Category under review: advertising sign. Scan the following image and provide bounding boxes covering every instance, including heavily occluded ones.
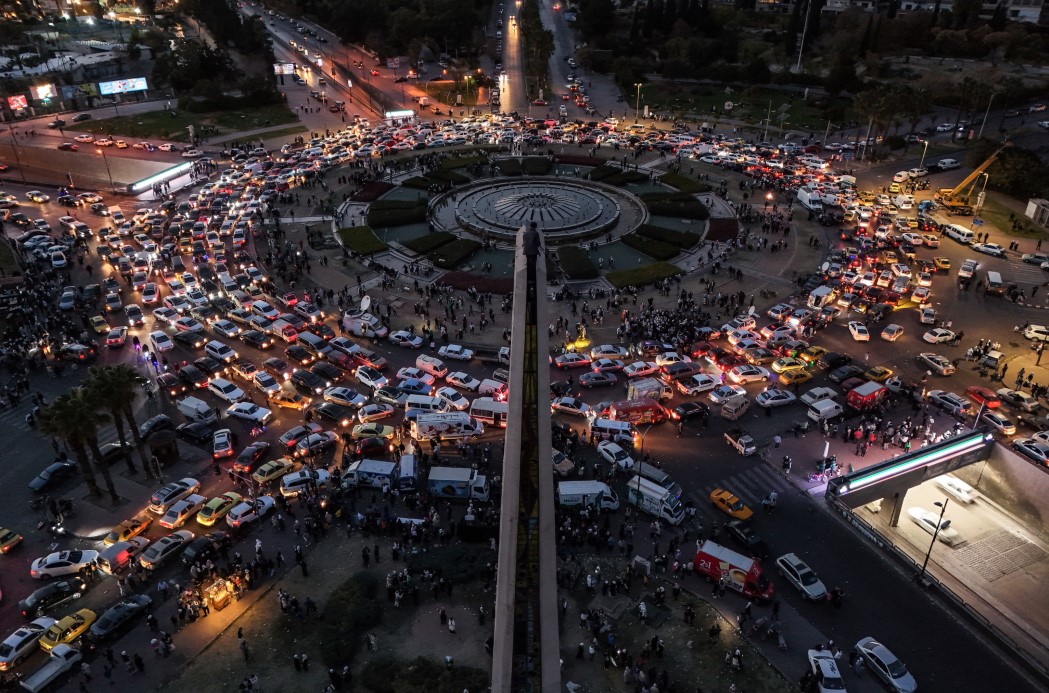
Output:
[6,95,28,110]
[31,84,56,101]
[98,77,148,95]
[61,83,99,100]
[273,63,295,75]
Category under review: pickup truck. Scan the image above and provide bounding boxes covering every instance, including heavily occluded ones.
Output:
[21,644,81,692]
[724,428,756,456]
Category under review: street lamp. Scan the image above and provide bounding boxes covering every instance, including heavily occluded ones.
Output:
[917,499,949,584]
[975,172,990,213]
[6,123,27,184]
[919,139,929,169]
[636,423,653,463]
[634,83,642,124]
[97,148,114,191]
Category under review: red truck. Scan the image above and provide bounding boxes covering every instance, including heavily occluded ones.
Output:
[693,540,776,601]
[846,380,888,411]
[608,398,670,425]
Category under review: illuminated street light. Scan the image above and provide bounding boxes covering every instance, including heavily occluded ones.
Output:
[97,148,114,191]
[919,139,929,169]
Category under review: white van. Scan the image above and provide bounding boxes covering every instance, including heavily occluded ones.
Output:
[587,417,637,445]
[416,354,448,378]
[807,399,844,422]
[937,158,960,170]
[478,378,508,400]
[945,224,974,244]
[404,394,449,414]
[469,397,508,427]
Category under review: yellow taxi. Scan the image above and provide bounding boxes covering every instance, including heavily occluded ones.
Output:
[779,369,813,386]
[864,366,894,383]
[933,257,951,270]
[710,489,753,521]
[252,458,301,485]
[0,527,22,553]
[196,492,243,527]
[39,609,96,652]
[799,346,828,365]
[103,515,153,547]
[89,316,110,334]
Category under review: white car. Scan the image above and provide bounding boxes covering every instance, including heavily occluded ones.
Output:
[212,320,241,339]
[728,365,770,384]
[807,649,846,693]
[389,330,424,348]
[209,378,245,403]
[677,374,718,396]
[226,402,274,423]
[280,470,331,498]
[980,411,1016,435]
[756,388,797,408]
[881,324,904,342]
[252,372,282,397]
[323,386,368,408]
[438,344,474,361]
[446,372,481,391]
[158,494,206,529]
[777,553,827,601]
[934,475,976,504]
[0,617,57,670]
[30,550,101,579]
[174,317,205,333]
[395,367,436,386]
[996,387,1039,412]
[854,637,918,693]
[435,386,469,411]
[922,328,955,344]
[623,361,659,378]
[148,331,174,353]
[358,403,395,422]
[800,387,837,406]
[918,352,956,376]
[355,366,388,390]
[919,307,937,325]
[907,506,960,545]
[597,441,634,469]
[589,344,629,359]
[655,351,691,367]
[226,496,276,528]
[139,531,194,570]
[551,396,591,417]
[1022,324,1049,342]
[709,384,747,404]
[971,243,1006,257]
[848,321,870,341]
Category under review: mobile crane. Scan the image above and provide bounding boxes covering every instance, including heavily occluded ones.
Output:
[933,143,1010,215]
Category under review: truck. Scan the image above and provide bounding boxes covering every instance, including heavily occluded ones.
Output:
[342,311,389,339]
[796,187,824,212]
[693,540,775,601]
[426,467,489,502]
[626,377,674,402]
[846,380,888,411]
[608,398,670,425]
[806,285,839,311]
[626,476,684,525]
[724,428,756,456]
[21,644,82,693]
[409,412,484,441]
[178,396,217,424]
[342,458,400,490]
[557,480,619,511]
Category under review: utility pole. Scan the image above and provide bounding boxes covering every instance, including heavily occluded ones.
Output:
[795,0,813,73]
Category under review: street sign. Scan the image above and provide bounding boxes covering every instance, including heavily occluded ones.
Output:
[972,218,984,226]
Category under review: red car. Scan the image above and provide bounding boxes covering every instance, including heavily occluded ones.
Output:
[966,386,1000,409]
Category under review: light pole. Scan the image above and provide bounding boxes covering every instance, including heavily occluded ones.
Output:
[977,91,996,140]
[6,123,27,184]
[637,424,653,463]
[822,121,837,149]
[975,172,990,213]
[634,83,642,124]
[97,148,114,191]
[919,139,929,168]
[917,499,949,583]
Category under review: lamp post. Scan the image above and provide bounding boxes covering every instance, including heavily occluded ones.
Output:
[822,121,838,149]
[637,423,653,464]
[917,499,949,584]
[975,172,989,213]
[634,83,642,124]
[977,91,996,140]
[6,123,27,184]
[96,148,114,191]
[919,139,929,169]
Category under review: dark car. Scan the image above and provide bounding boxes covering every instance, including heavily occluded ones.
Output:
[310,362,341,385]
[177,364,210,388]
[18,578,88,618]
[828,364,865,384]
[72,113,92,122]
[232,441,270,473]
[240,330,273,350]
[550,381,572,398]
[673,401,710,421]
[580,372,618,388]
[87,594,152,641]
[356,436,389,457]
[726,520,771,559]
[182,531,231,565]
[157,372,188,397]
[172,331,206,350]
[263,357,294,381]
[291,369,326,395]
[309,402,353,427]
[176,422,213,445]
[139,414,175,439]
[818,352,852,370]
[28,460,77,492]
[285,345,314,367]
[194,356,228,379]
[307,322,335,340]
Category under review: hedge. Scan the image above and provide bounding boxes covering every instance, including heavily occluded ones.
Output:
[337,226,388,255]
[557,246,600,280]
[350,181,396,202]
[588,164,619,182]
[658,172,713,194]
[429,238,482,269]
[640,192,710,220]
[637,224,701,248]
[366,199,429,227]
[403,231,455,255]
[401,176,440,190]
[428,170,470,184]
[606,261,683,289]
[317,572,382,665]
[605,170,650,185]
[438,154,488,170]
[495,158,522,175]
[620,233,680,261]
[522,157,553,175]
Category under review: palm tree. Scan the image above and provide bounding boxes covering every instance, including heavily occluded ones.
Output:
[37,394,105,500]
[69,388,122,507]
[86,365,151,477]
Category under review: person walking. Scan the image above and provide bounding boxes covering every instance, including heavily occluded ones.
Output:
[448,617,456,635]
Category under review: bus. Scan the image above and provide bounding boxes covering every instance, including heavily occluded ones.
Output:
[469,397,508,428]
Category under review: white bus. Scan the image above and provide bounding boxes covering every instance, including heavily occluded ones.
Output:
[469,397,508,428]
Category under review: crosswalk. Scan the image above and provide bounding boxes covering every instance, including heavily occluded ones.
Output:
[686,462,797,523]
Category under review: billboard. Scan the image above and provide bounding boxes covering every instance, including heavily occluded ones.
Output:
[273,63,295,75]
[31,84,56,101]
[61,83,99,100]
[98,77,148,95]
[7,95,27,110]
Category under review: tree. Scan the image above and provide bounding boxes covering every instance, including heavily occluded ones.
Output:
[86,365,155,478]
[37,392,115,504]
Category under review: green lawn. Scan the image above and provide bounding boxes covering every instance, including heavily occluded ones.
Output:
[66,104,299,142]
[979,196,1046,240]
[337,226,388,256]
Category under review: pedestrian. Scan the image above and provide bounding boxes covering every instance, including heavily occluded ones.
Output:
[300,560,309,577]
[133,654,145,673]
[301,653,310,671]
[448,617,456,635]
